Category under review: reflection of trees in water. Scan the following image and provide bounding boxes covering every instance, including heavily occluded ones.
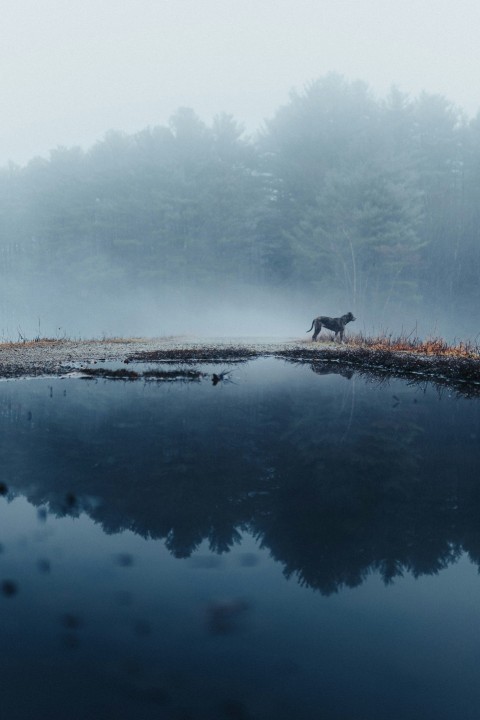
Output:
[256,461,462,593]
[1,365,480,594]
[252,377,436,593]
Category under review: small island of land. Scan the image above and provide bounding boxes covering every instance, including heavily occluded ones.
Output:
[0,334,479,397]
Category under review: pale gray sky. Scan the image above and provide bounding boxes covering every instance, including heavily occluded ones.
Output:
[2,0,480,166]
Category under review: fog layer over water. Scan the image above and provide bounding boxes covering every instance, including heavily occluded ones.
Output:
[1,359,480,718]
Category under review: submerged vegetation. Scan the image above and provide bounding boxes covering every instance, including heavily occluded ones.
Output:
[78,367,205,381]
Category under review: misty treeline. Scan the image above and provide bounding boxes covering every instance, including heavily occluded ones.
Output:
[1,74,479,336]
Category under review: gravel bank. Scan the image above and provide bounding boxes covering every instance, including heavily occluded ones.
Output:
[0,337,308,378]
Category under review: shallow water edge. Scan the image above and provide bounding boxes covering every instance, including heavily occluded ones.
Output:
[0,337,479,397]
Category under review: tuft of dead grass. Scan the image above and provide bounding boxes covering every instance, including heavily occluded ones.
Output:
[0,338,62,350]
[347,332,480,359]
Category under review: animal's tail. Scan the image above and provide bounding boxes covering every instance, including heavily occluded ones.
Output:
[306,320,315,333]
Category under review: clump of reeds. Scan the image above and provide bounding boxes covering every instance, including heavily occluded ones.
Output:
[0,338,61,349]
[347,332,480,359]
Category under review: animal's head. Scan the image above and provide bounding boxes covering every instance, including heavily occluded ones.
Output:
[345,312,356,323]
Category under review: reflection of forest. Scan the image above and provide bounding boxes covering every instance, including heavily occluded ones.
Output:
[1,361,480,595]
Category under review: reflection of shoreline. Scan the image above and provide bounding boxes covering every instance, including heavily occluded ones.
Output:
[127,343,480,397]
[285,347,480,397]
[0,338,478,396]
[307,357,480,398]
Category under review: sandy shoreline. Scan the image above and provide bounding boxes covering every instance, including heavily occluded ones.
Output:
[0,336,479,395]
[0,336,307,378]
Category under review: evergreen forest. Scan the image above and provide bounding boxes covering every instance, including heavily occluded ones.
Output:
[1,75,479,338]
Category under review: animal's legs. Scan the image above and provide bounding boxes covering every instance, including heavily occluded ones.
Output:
[312,321,321,341]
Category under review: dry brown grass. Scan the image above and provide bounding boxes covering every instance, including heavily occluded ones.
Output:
[0,338,62,349]
[347,332,480,359]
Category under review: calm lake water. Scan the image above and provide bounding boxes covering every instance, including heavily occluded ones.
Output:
[1,358,480,720]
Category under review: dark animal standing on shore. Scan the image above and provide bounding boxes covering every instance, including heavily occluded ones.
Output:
[306,312,356,342]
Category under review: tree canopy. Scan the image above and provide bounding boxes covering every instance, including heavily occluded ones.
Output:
[0,74,478,334]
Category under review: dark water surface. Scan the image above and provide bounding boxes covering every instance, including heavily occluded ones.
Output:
[1,358,480,720]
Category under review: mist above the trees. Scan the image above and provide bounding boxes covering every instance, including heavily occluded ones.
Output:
[2,1,480,169]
